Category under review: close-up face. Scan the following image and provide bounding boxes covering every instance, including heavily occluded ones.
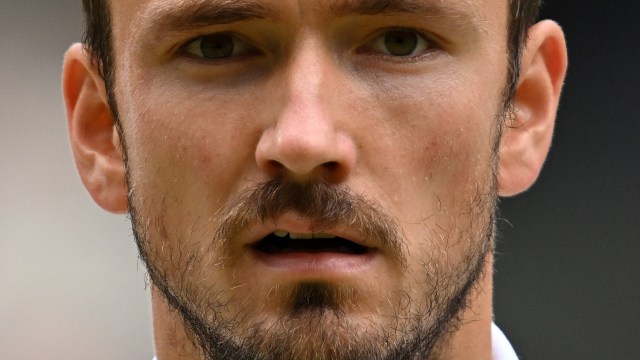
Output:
[110,0,508,358]
[65,0,569,358]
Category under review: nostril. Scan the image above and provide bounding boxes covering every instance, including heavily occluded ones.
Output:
[323,161,339,171]
[262,159,285,177]
[255,125,357,182]
[268,160,284,170]
[319,161,351,183]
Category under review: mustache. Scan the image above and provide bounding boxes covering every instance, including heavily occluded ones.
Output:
[212,178,405,261]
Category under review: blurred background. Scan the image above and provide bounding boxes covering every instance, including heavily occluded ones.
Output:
[494,1,640,358]
[0,2,153,359]
[0,1,638,359]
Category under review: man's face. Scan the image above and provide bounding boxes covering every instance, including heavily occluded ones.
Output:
[109,0,509,358]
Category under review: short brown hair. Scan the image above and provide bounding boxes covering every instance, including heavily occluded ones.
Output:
[82,0,541,111]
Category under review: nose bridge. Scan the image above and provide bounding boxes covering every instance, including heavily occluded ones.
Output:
[283,35,333,129]
[255,34,356,182]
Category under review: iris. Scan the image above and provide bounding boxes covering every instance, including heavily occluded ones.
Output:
[384,30,419,56]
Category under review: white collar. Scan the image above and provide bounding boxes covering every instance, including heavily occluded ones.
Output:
[153,323,517,360]
[492,323,519,360]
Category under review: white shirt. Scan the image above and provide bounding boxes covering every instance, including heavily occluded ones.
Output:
[153,323,518,360]
[492,323,519,360]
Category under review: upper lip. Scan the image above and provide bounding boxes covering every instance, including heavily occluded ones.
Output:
[242,212,374,249]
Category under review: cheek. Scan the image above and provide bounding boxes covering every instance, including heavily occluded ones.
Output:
[356,74,498,221]
[410,115,494,230]
[119,80,265,226]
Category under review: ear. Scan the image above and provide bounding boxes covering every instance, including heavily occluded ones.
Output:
[63,43,128,213]
[497,20,568,197]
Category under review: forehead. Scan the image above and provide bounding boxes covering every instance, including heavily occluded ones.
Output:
[109,0,508,39]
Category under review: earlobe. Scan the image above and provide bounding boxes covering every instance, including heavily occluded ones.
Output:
[63,43,128,213]
[497,20,568,197]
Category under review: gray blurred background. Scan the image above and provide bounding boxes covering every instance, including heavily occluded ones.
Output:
[494,1,640,358]
[0,2,153,359]
[1,1,638,359]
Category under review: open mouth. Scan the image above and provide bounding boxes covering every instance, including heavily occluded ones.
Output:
[253,231,369,255]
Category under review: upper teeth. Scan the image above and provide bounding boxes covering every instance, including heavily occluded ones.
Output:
[273,230,336,239]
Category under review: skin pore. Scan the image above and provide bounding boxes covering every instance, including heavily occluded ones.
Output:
[63,0,567,359]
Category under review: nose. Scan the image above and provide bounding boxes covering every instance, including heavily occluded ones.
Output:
[255,41,356,183]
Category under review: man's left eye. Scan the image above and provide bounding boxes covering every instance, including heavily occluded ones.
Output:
[182,33,256,60]
[367,29,431,57]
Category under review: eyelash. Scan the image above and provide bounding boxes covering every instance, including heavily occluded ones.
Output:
[357,28,437,61]
[178,27,438,63]
[180,32,261,63]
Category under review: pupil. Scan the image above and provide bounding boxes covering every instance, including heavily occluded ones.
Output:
[200,34,234,59]
[384,31,418,56]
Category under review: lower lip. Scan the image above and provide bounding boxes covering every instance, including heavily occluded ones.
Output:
[250,249,376,275]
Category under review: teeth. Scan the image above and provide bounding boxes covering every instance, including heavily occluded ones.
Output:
[273,230,289,238]
[313,233,337,239]
[289,232,313,239]
[271,231,337,239]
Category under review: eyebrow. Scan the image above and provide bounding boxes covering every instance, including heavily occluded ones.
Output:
[144,0,277,33]
[329,0,479,21]
[142,0,481,37]
[328,0,485,41]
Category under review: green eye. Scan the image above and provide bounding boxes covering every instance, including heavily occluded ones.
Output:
[370,29,430,57]
[184,33,255,60]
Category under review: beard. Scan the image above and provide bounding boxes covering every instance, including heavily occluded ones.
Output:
[128,177,496,360]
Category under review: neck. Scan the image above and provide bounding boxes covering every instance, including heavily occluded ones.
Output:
[151,254,495,360]
[439,252,494,360]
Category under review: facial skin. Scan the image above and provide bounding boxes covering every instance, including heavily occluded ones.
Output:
[63,0,567,359]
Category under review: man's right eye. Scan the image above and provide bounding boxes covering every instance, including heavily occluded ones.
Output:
[182,33,256,60]
[365,29,432,58]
